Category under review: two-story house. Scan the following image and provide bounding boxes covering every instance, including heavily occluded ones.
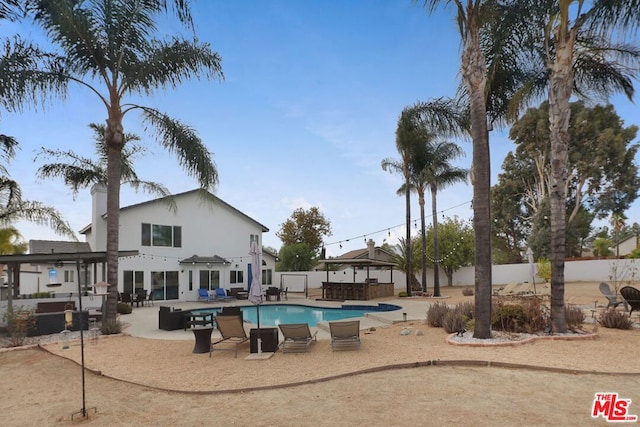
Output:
[29,185,273,302]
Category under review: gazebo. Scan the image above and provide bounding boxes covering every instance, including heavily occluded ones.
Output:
[317,258,396,301]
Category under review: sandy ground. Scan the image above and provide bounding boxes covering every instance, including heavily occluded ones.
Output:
[1,282,639,426]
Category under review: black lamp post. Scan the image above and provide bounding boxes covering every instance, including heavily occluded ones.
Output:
[70,259,96,420]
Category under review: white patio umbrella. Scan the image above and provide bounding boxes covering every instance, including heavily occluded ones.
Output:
[248,241,263,352]
[526,248,537,294]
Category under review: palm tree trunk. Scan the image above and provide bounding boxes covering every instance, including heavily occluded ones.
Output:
[462,11,492,339]
[547,30,575,334]
[104,113,124,325]
[404,169,412,296]
[419,191,427,293]
[431,186,441,297]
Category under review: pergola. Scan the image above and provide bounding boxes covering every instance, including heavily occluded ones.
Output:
[0,250,138,307]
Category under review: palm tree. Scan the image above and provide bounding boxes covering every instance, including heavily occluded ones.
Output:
[422,141,468,297]
[388,237,422,292]
[36,123,176,211]
[0,226,27,255]
[1,1,224,326]
[508,1,640,332]
[382,107,422,296]
[424,0,493,338]
[610,213,627,257]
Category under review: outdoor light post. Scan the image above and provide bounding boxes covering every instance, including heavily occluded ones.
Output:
[70,259,96,420]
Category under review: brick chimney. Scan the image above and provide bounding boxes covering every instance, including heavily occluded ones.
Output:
[367,239,375,259]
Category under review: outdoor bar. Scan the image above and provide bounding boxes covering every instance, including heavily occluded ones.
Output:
[319,258,396,301]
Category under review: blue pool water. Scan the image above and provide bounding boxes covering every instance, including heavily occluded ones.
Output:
[193,303,401,327]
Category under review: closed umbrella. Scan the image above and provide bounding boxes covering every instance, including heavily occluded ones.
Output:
[248,241,263,352]
[526,248,537,294]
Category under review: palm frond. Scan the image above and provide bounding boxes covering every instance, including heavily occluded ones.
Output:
[122,179,177,212]
[0,36,68,113]
[139,107,218,190]
[0,199,77,240]
[121,38,224,95]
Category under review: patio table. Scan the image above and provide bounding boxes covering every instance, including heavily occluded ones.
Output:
[191,326,214,354]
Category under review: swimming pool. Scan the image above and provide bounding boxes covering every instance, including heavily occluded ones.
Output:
[193,303,401,327]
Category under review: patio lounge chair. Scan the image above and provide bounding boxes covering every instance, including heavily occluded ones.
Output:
[599,282,628,311]
[278,323,317,353]
[620,286,640,316]
[213,288,234,301]
[197,288,214,302]
[329,320,361,351]
[210,315,248,358]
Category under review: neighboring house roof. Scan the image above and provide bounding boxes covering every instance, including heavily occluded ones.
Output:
[29,240,91,254]
[315,245,396,271]
[179,254,229,265]
[80,188,269,235]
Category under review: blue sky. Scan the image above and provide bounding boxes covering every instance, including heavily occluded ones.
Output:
[1,1,639,257]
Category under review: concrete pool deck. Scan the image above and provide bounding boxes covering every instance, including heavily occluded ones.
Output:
[120,294,433,341]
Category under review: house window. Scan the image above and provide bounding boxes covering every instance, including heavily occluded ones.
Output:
[123,270,144,294]
[250,234,259,244]
[199,270,220,290]
[64,270,74,283]
[152,271,179,300]
[141,223,182,247]
[261,269,273,286]
[230,270,244,284]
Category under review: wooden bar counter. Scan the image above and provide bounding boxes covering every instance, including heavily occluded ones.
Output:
[321,281,394,301]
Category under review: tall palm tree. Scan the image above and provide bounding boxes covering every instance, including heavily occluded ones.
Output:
[1,0,224,325]
[36,123,176,211]
[382,107,423,296]
[506,1,640,332]
[422,141,468,297]
[424,0,493,338]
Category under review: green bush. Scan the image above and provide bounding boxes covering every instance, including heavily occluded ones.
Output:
[31,292,52,299]
[598,309,633,329]
[536,258,551,282]
[2,306,36,347]
[426,302,450,327]
[101,319,122,335]
[117,303,132,314]
[397,291,408,297]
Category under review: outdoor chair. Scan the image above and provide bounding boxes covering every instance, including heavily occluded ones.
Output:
[329,320,361,351]
[145,290,154,307]
[133,290,146,307]
[620,286,640,316]
[214,288,234,301]
[197,288,214,302]
[210,315,249,358]
[278,323,317,353]
[120,292,133,306]
[598,282,628,311]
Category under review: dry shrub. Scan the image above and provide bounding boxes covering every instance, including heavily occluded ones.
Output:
[598,309,633,329]
[492,302,527,332]
[565,305,586,331]
[442,306,467,334]
[440,302,475,333]
[461,287,474,296]
[426,302,450,328]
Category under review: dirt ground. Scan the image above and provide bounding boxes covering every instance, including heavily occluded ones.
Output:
[1,282,639,426]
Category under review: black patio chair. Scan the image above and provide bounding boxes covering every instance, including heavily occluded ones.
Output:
[619,286,640,316]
